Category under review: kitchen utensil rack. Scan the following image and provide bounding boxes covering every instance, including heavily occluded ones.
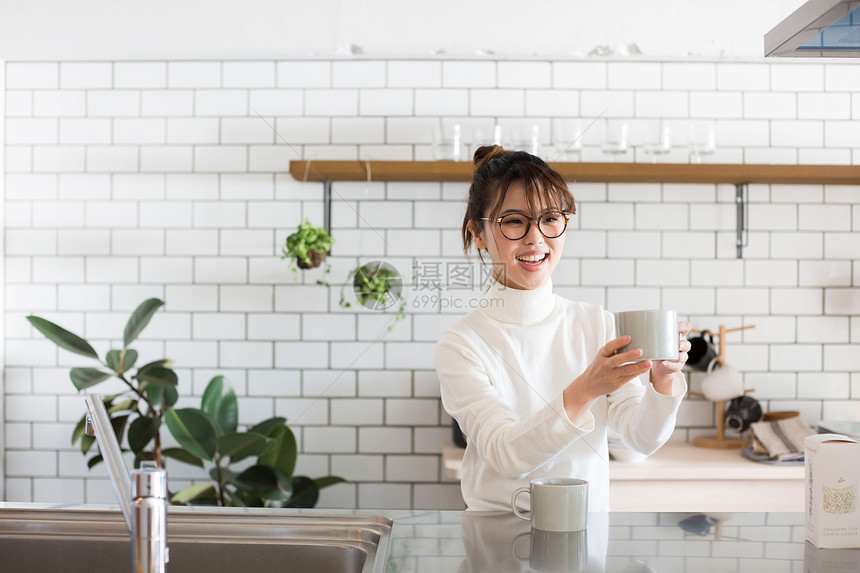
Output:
[688,323,757,450]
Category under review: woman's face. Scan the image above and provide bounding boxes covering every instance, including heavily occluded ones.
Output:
[470,182,566,290]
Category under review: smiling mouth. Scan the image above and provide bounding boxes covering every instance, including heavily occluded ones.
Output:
[516,253,547,265]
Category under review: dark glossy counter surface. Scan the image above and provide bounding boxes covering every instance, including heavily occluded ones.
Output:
[386,510,858,572]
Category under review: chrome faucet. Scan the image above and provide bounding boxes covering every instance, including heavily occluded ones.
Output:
[85,394,169,573]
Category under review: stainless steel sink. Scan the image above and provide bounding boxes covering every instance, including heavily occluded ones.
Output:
[0,506,392,573]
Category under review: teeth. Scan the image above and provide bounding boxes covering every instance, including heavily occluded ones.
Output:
[517,254,546,262]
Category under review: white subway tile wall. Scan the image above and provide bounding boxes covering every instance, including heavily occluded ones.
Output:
[4,58,860,509]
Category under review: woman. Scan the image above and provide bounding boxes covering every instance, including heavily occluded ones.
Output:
[435,145,691,512]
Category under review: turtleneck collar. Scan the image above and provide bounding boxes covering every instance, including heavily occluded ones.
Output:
[479,278,556,326]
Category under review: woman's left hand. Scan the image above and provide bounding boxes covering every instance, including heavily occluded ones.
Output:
[650,320,692,394]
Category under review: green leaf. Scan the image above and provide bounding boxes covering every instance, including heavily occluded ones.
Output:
[217,389,238,435]
[136,366,178,387]
[170,484,218,503]
[286,476,319,508]
[143,382,164,409]
[249,417,287,437]
[127,416,161,454]
[26,316,98,359]
[87,454,103,469]
[258,425,297,480]
[161,447,204,468]
[80,432,96,455]
[106,349,138,374]
[165,408,217,461]
[110,414,130,446]
[123,298,164,349]
[163,385,179,407]
[69,368,113,391]
[218,432,269,462]
[137,359,171,374]
[142,383,179,411]
[223,489,248,507]
[108,398,137,414]
[201,376,224,419]
[201,376,238,436]
[231,465,291,500]
[72,415,88,446]
[233,491,265,508]
[106,350,121,372]
[314,476,346,490]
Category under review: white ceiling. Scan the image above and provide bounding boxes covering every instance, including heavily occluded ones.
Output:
[0,0,807,60]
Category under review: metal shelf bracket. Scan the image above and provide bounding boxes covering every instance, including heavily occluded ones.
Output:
[735,183,749,259]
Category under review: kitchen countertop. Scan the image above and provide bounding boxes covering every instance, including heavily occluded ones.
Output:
[387,509,850,572]
[444,441,803,481]
[445,441,806,512]
[1,502,856,572]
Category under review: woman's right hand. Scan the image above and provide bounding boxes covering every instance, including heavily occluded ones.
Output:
[562,336,652,424]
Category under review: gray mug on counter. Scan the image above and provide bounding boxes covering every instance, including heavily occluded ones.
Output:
[512,477,588,532]
[614,309,679,362]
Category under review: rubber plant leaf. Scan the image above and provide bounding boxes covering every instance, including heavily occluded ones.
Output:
[161,447,204,468]
[170,484,218,503]
[249,417,287,437]
[123,298,164,349]
[127,416,161,455]
[136,366,178,387]
[200,375,224,421]
[231,465,291,501]
[201,376,238,436]
[314,476,346,490]
[218,432,269,463]
[70,368,113,391]
[165,408,217,462]
[71,415,88,446]
[26,316,99,359]
[106,349,138,374]
[285,476,319,508]
[258,425,297,480]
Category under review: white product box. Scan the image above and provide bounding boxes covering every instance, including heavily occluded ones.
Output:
[805,434,860,549]
[803,540,860,573]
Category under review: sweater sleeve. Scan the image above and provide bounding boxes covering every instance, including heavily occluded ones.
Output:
[435,331,594,480]
[601,308,687,455]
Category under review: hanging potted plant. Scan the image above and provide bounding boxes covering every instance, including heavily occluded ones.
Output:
[339,261,406,328]
[281,218,334,272]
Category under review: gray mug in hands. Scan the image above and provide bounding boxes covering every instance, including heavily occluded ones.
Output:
[614,309,679,363]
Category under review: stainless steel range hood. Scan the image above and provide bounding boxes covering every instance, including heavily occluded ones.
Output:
[765,0,860,57]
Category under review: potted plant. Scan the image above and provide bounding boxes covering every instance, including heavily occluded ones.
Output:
[26,299,342,507]
[281,218,334,272]
[339,261,406,328]
[167,375,343,507]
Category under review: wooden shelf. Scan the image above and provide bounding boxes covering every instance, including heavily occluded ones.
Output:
[289,160,860,185]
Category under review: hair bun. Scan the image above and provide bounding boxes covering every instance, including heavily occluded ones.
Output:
[473,145,510,169]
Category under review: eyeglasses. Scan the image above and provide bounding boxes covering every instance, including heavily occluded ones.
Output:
[475,210,570,241]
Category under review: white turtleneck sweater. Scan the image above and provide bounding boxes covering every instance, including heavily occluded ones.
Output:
[435,279,686,512]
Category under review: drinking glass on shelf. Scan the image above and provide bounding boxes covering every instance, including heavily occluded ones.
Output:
[601,122,629,160]
[432,123,467,161]
[552,120,583,162]
[688,121,716,164]
[511,125,542,156]
[642,123,672,163]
